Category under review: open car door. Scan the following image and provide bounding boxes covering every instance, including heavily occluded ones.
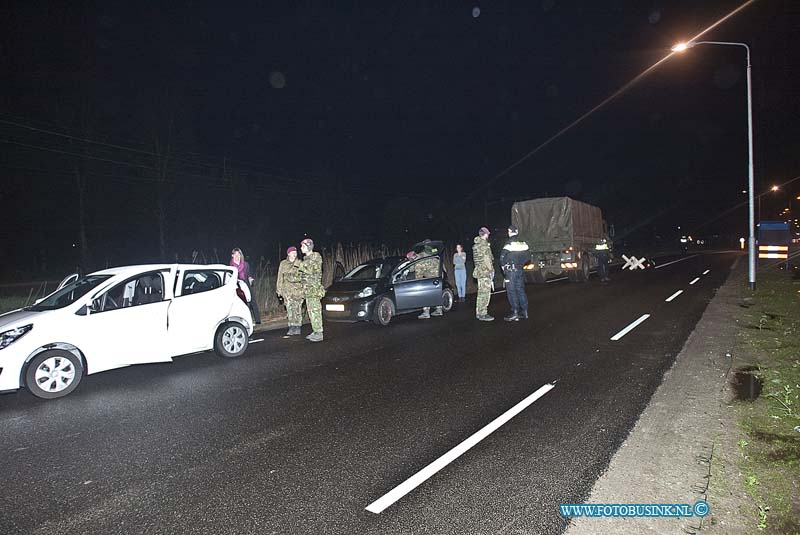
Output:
[392,253,444,311]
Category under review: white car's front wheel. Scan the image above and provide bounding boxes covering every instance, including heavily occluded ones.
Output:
[25,349,84,399]
[214,321,249,358]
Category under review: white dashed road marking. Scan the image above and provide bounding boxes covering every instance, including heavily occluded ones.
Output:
[665,290,683,302]
[610,314,651,341]
[702,269,710,275]
[689,277,700,285]
[366,382,556,514]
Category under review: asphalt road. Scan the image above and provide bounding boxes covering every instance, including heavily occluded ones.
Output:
[0,252,739,535]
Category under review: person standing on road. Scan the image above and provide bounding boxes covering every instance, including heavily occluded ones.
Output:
[230,247,261,324]
[277,246,303,336]
[298,238,325,342]
[500,225,531,321]
[593,238,612,283]
[472,227,495,321]
[417,240,444,319]
[453,243,467,302]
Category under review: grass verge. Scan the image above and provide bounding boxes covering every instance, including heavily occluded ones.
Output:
[732,268,800,534]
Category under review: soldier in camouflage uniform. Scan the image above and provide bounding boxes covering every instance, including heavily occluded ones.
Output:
[416,240,444,319]
[473,227,495,321]
[298,238,325,342]
[277,246,303,336]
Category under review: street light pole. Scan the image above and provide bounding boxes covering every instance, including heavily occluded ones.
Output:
[672,40,756,290]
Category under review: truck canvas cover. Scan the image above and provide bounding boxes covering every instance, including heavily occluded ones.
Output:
[511,197,604,252]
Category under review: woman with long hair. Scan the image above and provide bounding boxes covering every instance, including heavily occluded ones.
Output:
[230,247,261,324]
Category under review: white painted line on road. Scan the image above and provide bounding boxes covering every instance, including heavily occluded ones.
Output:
[689,277,700,285]
[547,276,568,283]
[250,338,265,343]
[702,269,710,275]
[610,314,651,341]
[365,382,556,514]
[665,290,684,302]
[491,290,507,295]
[654,255,698,270]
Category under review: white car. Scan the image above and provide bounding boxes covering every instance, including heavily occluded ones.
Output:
[0,264,255,399]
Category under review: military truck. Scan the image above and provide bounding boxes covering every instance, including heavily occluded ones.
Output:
[511,197,607,283]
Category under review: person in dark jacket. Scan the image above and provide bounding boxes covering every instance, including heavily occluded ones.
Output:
[500,225,531,321]
[593,238,612,283]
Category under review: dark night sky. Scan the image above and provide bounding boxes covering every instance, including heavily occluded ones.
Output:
[1,1,799,278]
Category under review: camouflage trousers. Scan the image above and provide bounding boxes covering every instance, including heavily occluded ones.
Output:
[285,298,303,327]
[305,297,323,333]
[476,276,492,316]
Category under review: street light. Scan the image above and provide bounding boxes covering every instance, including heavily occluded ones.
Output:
[672,40,756,290]
[758,185,780,221]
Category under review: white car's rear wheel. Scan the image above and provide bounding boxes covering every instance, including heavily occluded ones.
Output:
[214,321,249,358]
[25,349,84,399]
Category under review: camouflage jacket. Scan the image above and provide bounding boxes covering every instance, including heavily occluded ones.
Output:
[297,251,326,299]
[277,259,303,299]
[414,251,439,279]
[472,236,493,278]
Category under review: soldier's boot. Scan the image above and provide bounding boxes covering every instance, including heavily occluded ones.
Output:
[504,311,520,322]
[477,314,495,322]
[285,327,294,336]
[418,307,431,319]
[431,306,443,317]
[306,331,323,342]
[290,326,302,335]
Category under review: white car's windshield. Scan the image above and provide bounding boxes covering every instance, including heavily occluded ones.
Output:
[28,275,112,311]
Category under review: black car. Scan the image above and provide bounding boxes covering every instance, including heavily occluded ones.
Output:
[322,241,455,326]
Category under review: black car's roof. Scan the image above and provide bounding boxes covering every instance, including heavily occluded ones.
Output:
[358,256,405,265]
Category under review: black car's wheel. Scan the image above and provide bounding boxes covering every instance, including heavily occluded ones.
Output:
[442,289,454,312]
[25,349,84,399]
[373,297,394,326]
[214,321,249,358]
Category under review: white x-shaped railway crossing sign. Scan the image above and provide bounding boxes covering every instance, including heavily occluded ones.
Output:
[622,255,646,270]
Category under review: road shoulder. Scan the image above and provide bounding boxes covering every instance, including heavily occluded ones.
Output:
[565,258,753,534]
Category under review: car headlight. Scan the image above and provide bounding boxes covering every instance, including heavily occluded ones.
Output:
[0,324,33,350]
[356,287,375,298]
